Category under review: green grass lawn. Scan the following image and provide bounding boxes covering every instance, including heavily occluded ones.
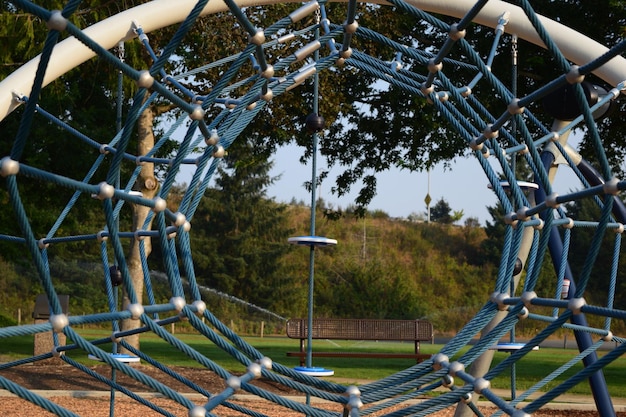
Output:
[2,330,625,398]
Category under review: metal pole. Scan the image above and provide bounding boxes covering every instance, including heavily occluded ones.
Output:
[305,14,321,372]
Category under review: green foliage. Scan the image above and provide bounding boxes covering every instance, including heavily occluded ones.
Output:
[189,139,296,313]
[565,197,626,311]
[278,211,495,331]
[481,201,558,300]
[9,0,626,337]
[430,198,453,224]
[0,257,40,319]
[0,313,16,327]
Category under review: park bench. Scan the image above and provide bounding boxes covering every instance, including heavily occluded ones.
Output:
[286,318,433,366]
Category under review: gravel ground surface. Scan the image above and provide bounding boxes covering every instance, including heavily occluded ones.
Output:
[0,363,624,416]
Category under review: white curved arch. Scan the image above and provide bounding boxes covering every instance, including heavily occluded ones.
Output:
[1,0,625,121]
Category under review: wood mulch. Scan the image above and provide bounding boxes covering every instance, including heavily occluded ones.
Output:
[0,363,622,416]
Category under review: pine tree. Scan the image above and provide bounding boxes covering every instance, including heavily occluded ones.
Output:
[430,198,453,224]
[191,140,295,310]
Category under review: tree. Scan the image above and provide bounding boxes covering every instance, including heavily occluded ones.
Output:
[0,0,177,351]
[565,197,626,310]
[491,1,626,173]
[430,198,453,224]
[190,139,296,311]
[4,0,626,347]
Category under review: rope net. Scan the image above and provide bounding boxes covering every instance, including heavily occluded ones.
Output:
[0,0,625,416]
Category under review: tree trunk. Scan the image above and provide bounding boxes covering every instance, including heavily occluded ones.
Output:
[120,98,159,353]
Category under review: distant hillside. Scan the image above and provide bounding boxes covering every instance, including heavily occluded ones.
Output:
[277,204,497,332]
[0,201,499,334]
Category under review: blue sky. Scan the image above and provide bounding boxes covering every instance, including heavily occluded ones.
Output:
[176,135,582,227]
[266,145,494,224]
[264,143,581,226]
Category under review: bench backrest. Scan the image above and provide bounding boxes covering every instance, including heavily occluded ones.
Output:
[286,318,433,342]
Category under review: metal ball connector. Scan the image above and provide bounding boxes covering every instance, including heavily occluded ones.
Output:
[305,113,325,133]
[137,70,154,89]
[0,157,20,177]
[47,10,67,31]
[128,303,144,319]
[189,406,206,417]
[50,314,69,333]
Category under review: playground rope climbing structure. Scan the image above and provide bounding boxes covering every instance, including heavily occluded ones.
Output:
[1,0,626,416]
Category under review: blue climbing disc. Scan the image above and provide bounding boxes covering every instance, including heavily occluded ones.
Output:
[88,353,141,363]
[288,236,338,247]
[294,366,335,377]
[488,180,539,191]
[490,343,539,352]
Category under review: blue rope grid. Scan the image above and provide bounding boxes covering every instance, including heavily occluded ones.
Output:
[0,0,625,416]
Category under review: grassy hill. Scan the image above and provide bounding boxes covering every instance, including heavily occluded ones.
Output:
[0,202,498,334]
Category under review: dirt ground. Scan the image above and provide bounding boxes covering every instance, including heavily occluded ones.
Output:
[0,363,622,417]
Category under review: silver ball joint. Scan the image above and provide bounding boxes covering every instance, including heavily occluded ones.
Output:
[518,306,529,319]
[448,361,465,376]
[493,292,510,311]
[170,296,186,312]
[431,353,449,371]
[348,397,363,410]
[227,375,241,390]
[249,29,266,46]
[97,182,115,200]
[442,374,454,387]
[343,20,359,34]
[206,130,219,146]
[137,70,154,89]
[189,105,205,121]
[261,65,274,79]
[516,206,530,221]
[482,125,498,139]
[50,314,69,333]
[153,197,167,213]
[247,362,263,378]
[173,212,187,227]
[192,300,206,316]
[427,58,443,74]
[504,212,518,227]
[51,346,65,358]
[128,303,144,320]
[345,386,363,410]
[521,291,537,308]
[568,297,587,315]
[261,89,273,102]
[507,98,525,115]
[257,356,272,370]
[448,23,466,41]
[566,65,584,84]
[546,193,560,209]
[603,177,620,195]
[473,377,490,394]
[47,10,67,31]
[339,48,353,60]
[0,157,20,177]
[189,405,206,417]
[420,83,435,96]
[213,145,225,158]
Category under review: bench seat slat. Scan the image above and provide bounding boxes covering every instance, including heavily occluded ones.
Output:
[286,351,431,360]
